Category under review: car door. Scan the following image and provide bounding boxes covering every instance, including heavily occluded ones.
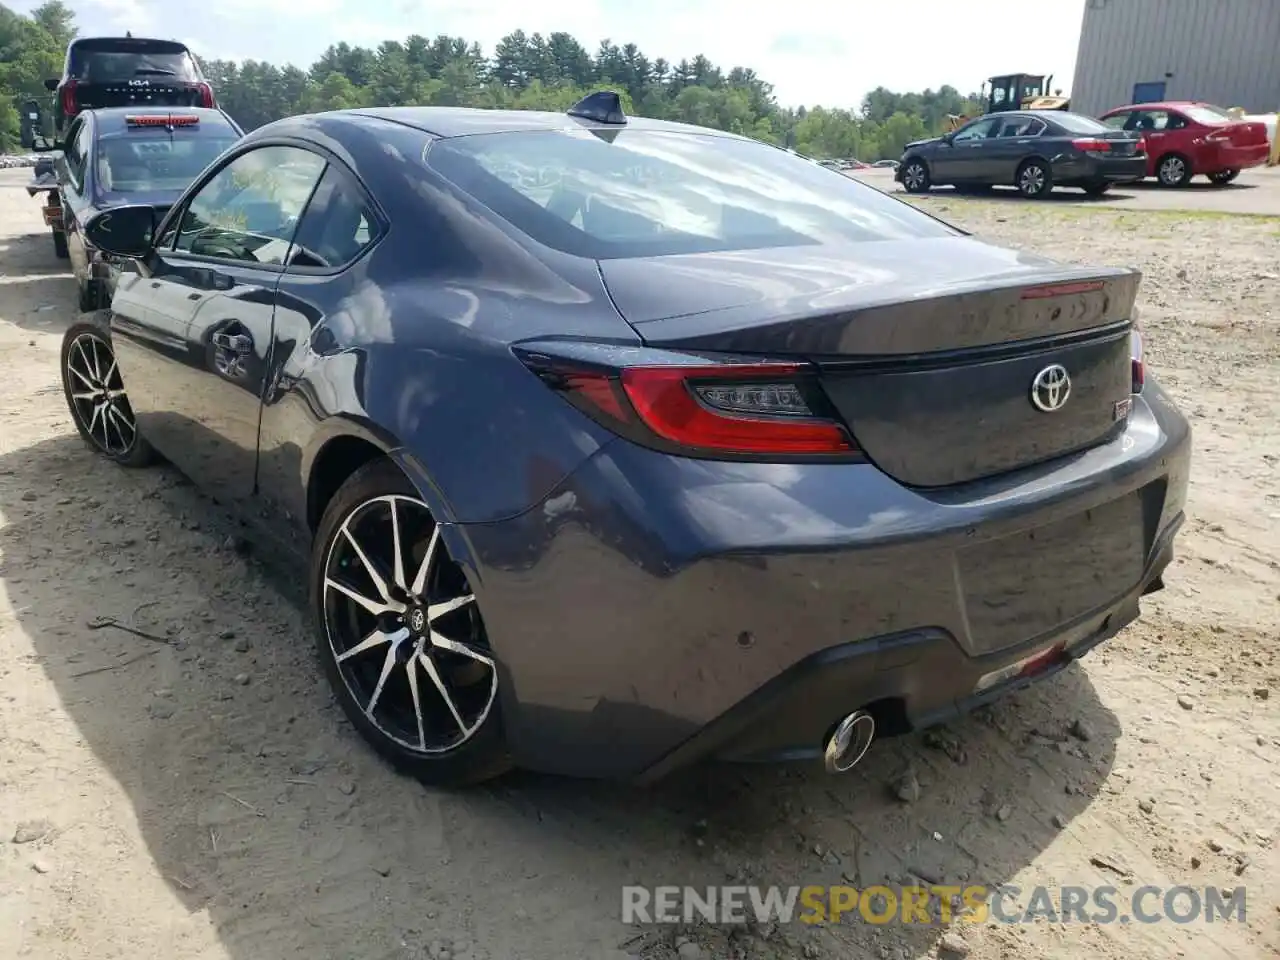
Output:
[58,118,92,279]
[978,115,1043,183]
[937,116,1001,181]
[1129,109,1173,160]
[254,163,386,555]
[113,143,326,506]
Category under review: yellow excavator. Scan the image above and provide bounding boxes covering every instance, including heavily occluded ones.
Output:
[945,73,1070,131]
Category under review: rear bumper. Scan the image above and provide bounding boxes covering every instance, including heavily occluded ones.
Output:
[1056,154,1149,184]
[637,516,1178,781]
[453,381,1191,780]
[1205,142,1269,172]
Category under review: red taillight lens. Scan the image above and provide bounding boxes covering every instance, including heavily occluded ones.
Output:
[1020,280,1106,300]
[1130,327,1145,394]
[620,364,854,455]
[195,82,215,108]
[60,79,77,116]
[1071,137,1111,152]
[521,352,857,458]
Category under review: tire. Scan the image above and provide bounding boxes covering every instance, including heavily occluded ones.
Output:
[60,320,156,468]
[1016,160,1053,199]
[900,159,931,193]
[1156,153,1193,188]
[1208,169,1239,186]
[52,229,68,259]
[1083,181,1111,197]
[77,277,99,313]
[310,457,511,786]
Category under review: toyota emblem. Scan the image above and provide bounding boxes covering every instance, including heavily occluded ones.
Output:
[1031,364,1071,412]
[409,608,426,632]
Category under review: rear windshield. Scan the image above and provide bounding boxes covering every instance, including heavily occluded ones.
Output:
[70,39,199,83]
[428,128,957,259]
[1051,113,1112,134]
[1182,104,1233,125]
[97,131,236,193]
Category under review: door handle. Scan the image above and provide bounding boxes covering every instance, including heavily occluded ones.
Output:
[212,330,252,378]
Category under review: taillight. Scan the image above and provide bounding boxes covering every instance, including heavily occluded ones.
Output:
[1205,129,1232,143]
[517,349,857,458]
[1071,137,1111,152]
[195,82,215,108]
[60,79,77,115]
[1136,135,1147,154]
[1130,325,1145,394]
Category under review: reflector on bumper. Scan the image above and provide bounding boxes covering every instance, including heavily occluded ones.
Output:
[973,642,1066,694]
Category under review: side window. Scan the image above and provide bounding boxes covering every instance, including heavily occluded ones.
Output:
[1130,110,1169,132]
[174,145,326,266]
[286,165,381,270]
[998,117,1046,138]
[62,120,86,181]
[1165,112,1189,130]
[1102,113,1131,130]
[991,87,1008,108]
[954,118,999,142]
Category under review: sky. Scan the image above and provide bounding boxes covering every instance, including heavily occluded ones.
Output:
[18,0,1089,109]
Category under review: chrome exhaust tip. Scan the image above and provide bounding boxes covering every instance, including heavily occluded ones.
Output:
[823,710,875,774]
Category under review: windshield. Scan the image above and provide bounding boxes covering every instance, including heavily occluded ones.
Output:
[429,129,957,259]
[97,134,237,193]
[1183,104,1234,124]
[1052,113,1112,134]
[70,40,200,82]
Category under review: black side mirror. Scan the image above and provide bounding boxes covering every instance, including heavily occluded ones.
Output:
[43,77,59,92]
[85,204,158,260]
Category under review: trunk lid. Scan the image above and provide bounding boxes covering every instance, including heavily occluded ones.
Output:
[1221,120,1269,147]
[1092,129,1143,155]
[600,236,1140,487]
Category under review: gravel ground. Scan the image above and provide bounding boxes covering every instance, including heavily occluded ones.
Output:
[0,169,1277,960]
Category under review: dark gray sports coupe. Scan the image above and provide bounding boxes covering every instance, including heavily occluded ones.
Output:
[61,92,1190,785]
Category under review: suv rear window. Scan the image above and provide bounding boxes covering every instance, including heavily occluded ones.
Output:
[69,38,200,83]
[428,128,956,259]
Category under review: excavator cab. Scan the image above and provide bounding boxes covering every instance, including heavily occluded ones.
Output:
[987,73,1071,112]
[944,73,1070,132]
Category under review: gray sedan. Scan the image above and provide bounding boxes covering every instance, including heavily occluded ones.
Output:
[59,92,1189,785]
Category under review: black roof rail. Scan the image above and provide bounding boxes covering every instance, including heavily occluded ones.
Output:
[567,91,626,125]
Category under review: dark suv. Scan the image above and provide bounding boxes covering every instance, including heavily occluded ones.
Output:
[45,36,216,141]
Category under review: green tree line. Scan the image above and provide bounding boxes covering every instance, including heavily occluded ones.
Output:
[2,1,982,159]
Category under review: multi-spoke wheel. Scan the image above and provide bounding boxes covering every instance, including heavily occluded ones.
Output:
[1156,153,1192,188]
[59,321,155,467]
[1016,160,1053,199]
[311,458,509,785]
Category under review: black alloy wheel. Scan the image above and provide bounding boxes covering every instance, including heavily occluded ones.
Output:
[311,458,510,786]
[59,322,155,467]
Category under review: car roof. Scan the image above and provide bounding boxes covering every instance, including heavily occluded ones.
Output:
[1104,101,1213,113]
[85,106,236,136]
[310,105,748,140]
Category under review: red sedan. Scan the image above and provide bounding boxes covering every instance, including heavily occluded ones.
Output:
[1099,100,1270,187]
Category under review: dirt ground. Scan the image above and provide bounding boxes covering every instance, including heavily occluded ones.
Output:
[0,167,1277,960]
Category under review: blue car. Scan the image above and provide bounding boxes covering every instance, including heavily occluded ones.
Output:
[33,105,242,310]
[59,92,1189,786]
